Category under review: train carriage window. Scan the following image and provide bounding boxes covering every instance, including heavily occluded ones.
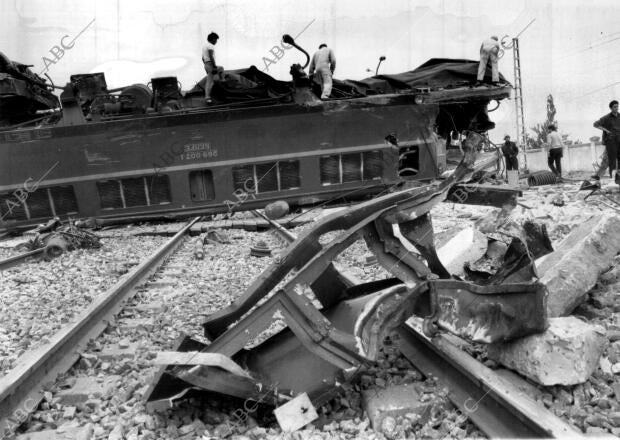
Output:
[320,151,384,185]
[122,177,148,207]
[342,153,362,183]
[363,151,383,180]
[279,160,300,190]
[147,175,172,205]
[0,194,28,221]
[256,162,278,193]
[50,186,79,215]
[27,189,54,219]
[232,160,300,194]
[97,181,123,209]
[98,174,171,209]
[189,170,215,201]
[320,155,341,185]
[232,165,254,193]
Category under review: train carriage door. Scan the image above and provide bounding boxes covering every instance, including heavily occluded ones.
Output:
[189,170,215,201]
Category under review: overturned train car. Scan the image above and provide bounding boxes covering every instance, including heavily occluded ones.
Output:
[0,48,510,231]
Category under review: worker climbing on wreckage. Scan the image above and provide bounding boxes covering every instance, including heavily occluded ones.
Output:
[309,43,336,100]
[475,36,500,87]
[202,31,223,104]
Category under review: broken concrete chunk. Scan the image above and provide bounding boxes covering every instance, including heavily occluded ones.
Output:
[362,382,429,429]
[536,214,620,317]
[437,227,487,276]
[273,392,318,432]
[488,317,607,386]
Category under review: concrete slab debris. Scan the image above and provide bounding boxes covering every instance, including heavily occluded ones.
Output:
[116,318,155,332]
[488,317,608,386]
[362,382,429,429]
[274,392,318,432]
[536,213,620,317]
[436,226,487,276]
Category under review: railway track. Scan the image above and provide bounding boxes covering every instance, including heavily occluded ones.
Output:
[0,217,200,438]
[258,212,581,439]
[1,207,582,439]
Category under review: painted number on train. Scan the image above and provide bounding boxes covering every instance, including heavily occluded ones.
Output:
[182,143,218,161]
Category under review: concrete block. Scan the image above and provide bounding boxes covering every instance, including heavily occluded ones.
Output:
[98,343,138,361]
[17,424,93,440]
[488,317,607,386]
[117,318,154,332]
[273,392,318,432]
[437,226,487,276]
[362,382,429,429]
[536,214,620,317]
[56,376,121,405]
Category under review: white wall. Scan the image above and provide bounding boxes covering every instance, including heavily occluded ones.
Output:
[520,143,606,173]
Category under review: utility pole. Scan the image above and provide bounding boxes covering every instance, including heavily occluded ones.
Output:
[509,19,535,170]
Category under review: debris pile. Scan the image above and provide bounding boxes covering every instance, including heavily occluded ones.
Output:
[143,133,551,436]
[17,220,101,258]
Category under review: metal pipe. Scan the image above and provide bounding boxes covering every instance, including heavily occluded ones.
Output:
[375,56,386,75]
[282,34,310,69]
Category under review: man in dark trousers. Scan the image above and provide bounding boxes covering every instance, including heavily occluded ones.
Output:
[546,124,564,178]
[501,134,519,172]
[593,100,620,184]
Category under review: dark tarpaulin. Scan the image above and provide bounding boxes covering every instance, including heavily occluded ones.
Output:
[188,65,294,103]
[363,58,510,91]
[326,58,510,97]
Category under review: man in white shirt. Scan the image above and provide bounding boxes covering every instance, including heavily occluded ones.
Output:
[202,32,221,104]
[546,124,564,178]
[476,36,500,86]
[309,44,336,100]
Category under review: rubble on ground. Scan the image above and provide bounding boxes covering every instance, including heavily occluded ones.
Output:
[6,170,620,439]
[487,317,608,386]
[537,213,620,317]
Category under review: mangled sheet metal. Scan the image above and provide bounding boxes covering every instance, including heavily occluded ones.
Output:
[145,132,549,411]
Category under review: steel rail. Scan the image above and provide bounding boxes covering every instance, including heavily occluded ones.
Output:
[250,209,297,242]
[0,248,45,271]
[0,217,200,437]
[395,323,582,439]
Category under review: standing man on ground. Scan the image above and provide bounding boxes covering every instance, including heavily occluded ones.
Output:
[546,124,564,179]
[501,135,519,173]
[202,32,220,104]
[309,44,336,100]
[593,100,620,183]
[475,36,500,86]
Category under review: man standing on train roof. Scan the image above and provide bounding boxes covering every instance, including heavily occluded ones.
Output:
[593,100,620,184]
[309,44,336,100]
[475,36,500,87]
[502,134,519,172]
[202,32,221,104]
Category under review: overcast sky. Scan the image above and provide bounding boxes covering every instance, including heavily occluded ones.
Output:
[2,0,619,143]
